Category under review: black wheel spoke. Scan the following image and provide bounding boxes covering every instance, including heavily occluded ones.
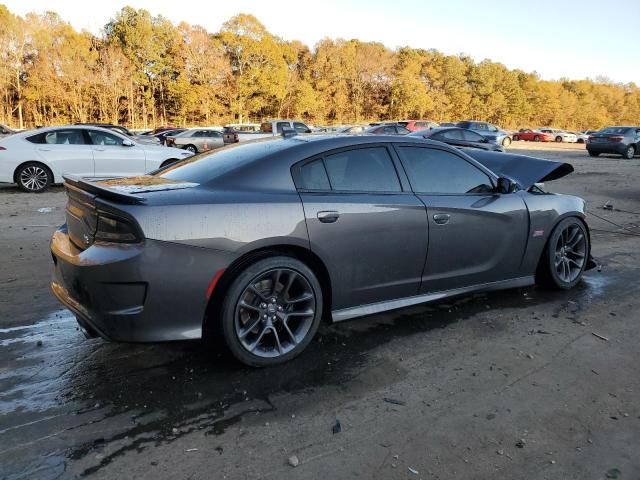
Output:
[248,285,269,301]
[285,292,313,304]
[239,317,262,339]
[239,301,261,312]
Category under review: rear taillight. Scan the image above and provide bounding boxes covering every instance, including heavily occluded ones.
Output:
[95,211,142,243]
[610,136,624,142]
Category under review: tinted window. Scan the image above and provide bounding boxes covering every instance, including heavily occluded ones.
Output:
[30,129,87,145]
[396,126,410,134]
[324,147,401,192]
[383,126,396,134]
[399,147,493,194]
[88,130,123,146]
[473,123,487,131]
[442,130,464,140]
[276,122,289,133]
[299,159,330,190]
[293,122,310,133]
[462,130,484,142]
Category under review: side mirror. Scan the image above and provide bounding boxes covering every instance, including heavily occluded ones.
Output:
[496,177,515,194]
[481,137,489,143]
[122,139,135,147]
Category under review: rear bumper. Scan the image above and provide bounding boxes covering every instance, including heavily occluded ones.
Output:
[587,143,627,155]
[50,226,236,342]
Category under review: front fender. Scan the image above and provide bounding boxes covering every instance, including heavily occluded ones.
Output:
[519,192,588,275]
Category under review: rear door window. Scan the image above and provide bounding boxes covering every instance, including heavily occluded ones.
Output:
[442,130,464,140]
[41,129,87,145]
[276,122,290,133]
[462,130,484,142]
[323,147,401,192]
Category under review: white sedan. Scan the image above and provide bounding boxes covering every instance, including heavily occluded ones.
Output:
[0,126,194,192]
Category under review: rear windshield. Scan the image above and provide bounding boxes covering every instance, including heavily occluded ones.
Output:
[157,140,290,184]
[397,122,408,127]
[261,122,273,133]
[599,127,631,134]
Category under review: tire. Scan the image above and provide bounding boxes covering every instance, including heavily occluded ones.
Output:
[184,145,197,154]
[220,256,323,367]
[536,217,589,290]
[588,151,600,157]
[502,137,512,147]
[513,135,520,141]
[15,162,52,193]
[623,145,635,159]
[555,136,562,143]
[577,138,584,144]
[533,135,540,142]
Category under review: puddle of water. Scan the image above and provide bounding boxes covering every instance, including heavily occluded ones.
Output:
[0,269,625,477]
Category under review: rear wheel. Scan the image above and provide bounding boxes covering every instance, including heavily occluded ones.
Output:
[577,138,584,144]
[555,136,563,143]
[220,256,323,367]
[513,134,520,141]
[15,162,52,193]
[536,217,589,290]
[588,151,600,157]
[160,158,179,168]
[184,144,197,153]
[623,145,635,159]
[533,135,540,142]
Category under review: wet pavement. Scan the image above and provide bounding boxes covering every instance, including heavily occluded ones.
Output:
[1,144,639,479]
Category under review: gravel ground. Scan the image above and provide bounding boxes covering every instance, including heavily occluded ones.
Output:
[1,142,639,480]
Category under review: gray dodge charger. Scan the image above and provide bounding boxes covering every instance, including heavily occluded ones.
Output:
[51,135,595,366]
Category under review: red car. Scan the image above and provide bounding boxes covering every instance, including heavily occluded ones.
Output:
[398,120,439,132]
[513,129,555,142]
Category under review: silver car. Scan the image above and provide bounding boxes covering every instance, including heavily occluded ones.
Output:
[167,128,224,153]
[539,129,578,143]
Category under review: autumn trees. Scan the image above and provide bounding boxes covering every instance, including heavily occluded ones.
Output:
[0,5,639,130]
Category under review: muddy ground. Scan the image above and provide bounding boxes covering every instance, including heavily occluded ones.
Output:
[1,142,639,480]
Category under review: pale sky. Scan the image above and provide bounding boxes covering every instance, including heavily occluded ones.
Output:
[4,0,639,84]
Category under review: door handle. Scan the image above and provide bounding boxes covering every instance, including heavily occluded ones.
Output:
[317,210,340,223]
[433,213,451,225]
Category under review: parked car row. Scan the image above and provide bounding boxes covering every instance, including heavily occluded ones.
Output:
[587,126,640,159]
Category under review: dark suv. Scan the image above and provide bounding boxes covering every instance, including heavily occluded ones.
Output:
[587,126,640,159]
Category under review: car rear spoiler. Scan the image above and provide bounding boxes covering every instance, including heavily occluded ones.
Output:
[63,176,146,204]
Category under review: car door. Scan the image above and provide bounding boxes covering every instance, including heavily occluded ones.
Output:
[394,144,529,293]
[201,130,224,151]
[87,129,147,177]
[294,145,428,311]
[461,129,489,149]
[436,129,465,147]
[33,128,94,177]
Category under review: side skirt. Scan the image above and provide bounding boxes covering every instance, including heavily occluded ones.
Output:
[331,276,535,322]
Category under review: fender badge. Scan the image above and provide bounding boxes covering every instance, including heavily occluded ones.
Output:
[533,230,545,237]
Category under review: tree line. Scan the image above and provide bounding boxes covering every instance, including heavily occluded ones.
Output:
[1,5,639,131]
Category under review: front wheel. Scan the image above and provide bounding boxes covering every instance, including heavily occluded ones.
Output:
[184,144,197,154]
[536,218,589,290]
[513,135,520,141]
[555,136,563,143]
[220,256,323,367]
[502,137,512,147]
[533,135,540,142]
[16,162,52,193]
[623,145,635,159]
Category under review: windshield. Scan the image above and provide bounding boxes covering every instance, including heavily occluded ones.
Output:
[599,127,630,134]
